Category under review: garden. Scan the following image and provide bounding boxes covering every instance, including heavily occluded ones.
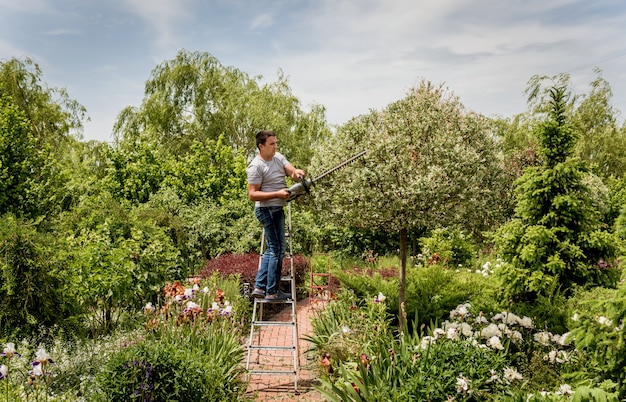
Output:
[2,52,626,401]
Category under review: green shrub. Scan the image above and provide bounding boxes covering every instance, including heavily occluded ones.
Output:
[566,282,626,398]
[0,215,71,339]
[419,226,475,267]
[334,263,505,332]
[93,329,246,402]
[312,295,589,401]
[304,290,395,369]
[93,275,248,401]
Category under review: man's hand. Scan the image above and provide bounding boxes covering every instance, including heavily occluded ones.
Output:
[292,169,306,180]
[276,189,291,199]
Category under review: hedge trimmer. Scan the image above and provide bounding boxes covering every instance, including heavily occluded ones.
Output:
[287,150,366,202]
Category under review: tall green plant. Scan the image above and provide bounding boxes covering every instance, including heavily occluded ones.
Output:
[494,78,619,301]
[0,215,69,338]
[56,196,181,335]
[568,282,626,398]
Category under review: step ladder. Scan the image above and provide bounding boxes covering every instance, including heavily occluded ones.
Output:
[309,253,333,310]
[246,203,299,392]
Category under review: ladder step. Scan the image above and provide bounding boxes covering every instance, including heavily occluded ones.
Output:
[255,298,294,304]
[248,369,297,375]
[252,321,295,327]
[248,345,296,351]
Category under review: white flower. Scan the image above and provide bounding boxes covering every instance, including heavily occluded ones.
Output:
[503,367,523,382]
[481,324,502,339]
[534,331,552,346]
[504,328,523,343]
[419,336,435,350]
[474,315,488,325]
[0,364,7,378]
[35,348,51,363]
[1,343,18,358]
[192,284,200,292]
[202,286,210,294]
[433,328,445,339]
[450,303,472,320]
[552,333,570,346]
[556,384,574,396]
[487,336,504,350]
[506,312,522,325]
[30,363,44,376]
[460,322,474,337]
[596,316,613,327]
[572,313,579,321]
[546,349,568,364]
[446,327,460,341]
[546,350,558,364]
[211,302,219,310]
[143,302,155,313]
[375,292,386,302]
[456,374,471,393]
[185,301,200,310]
[485,369,500,384]
[341,325,352,334]
[3,343,16,354]
[184,287,194,298]
[519,316,534,329]
[492,312,505,322]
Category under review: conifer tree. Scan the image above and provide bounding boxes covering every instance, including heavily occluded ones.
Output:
[494,81,619,301]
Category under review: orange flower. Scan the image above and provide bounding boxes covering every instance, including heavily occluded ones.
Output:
[320,352,333,374]
[215,289,225,303]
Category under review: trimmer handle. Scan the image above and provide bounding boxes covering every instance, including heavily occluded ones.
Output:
[286,176,313,202]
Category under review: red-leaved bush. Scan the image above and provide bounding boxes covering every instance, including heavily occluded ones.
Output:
[198,253,310,289]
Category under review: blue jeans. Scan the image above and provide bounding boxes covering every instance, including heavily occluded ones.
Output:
[254,206,286,295]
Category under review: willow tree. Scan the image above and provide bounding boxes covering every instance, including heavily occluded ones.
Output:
[113,50,329,166]
[0,57,86,146]
[307,80,504,325]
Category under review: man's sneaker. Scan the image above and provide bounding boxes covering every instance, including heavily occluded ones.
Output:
[251,288,265,298]
[264,290,292,302]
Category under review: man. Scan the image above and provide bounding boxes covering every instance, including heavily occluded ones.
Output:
[247,130,305,301]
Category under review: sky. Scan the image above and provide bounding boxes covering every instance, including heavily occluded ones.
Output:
[1,0,626,143]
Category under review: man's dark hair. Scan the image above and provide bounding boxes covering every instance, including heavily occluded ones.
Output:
[256,130,276,149]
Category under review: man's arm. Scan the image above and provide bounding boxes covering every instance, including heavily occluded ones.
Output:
[247,183,290,202]
[284,164,306,180]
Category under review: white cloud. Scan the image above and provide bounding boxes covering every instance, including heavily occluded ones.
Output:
[249,12,275,31]
[123,0,195,51]
[2,0,626,141]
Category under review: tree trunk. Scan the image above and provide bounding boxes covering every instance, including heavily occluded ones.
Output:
[399,227,407,333]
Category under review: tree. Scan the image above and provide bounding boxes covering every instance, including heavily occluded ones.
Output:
[0,214,70,338]
[571,68,626,179]
[307,80,504,327]
[0,57,86,145]
[0,88,56,218]
[1,57,91,218]
[113,50,330,166]
[494,77,619,302]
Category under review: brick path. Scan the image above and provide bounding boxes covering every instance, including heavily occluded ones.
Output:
[245,297,327,401]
